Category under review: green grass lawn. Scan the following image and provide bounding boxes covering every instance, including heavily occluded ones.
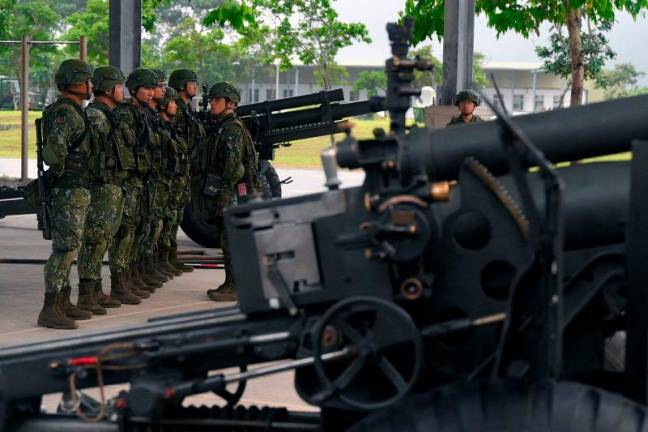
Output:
[0,111,40,159]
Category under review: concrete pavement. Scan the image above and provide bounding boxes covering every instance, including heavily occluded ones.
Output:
[0,162,364,412]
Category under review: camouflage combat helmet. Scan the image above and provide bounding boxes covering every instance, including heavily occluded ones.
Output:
[168,69,198,90]
[158,87,178,110]
[152,68,166,85]
[125,67,158,93]
[55,59,93,86]
[92,66,125,92]
[208,81,240,103]
[455,90,480,106]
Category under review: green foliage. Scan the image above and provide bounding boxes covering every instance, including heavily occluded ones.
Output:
[353,71,386,97]
[205,0,371,89]
[63,0,110,66]
[313,64,349,88]
[409,45,442,87]
[597,63,646,99]
[535,27,616,83]
[203,0,257,31]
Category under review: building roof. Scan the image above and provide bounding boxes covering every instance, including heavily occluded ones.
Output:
[482,61,544,71]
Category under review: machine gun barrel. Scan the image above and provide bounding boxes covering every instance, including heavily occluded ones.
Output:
[236,88,344,117]
[397,94,648,181]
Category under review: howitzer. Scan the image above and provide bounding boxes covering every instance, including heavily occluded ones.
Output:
[5,18,648,431]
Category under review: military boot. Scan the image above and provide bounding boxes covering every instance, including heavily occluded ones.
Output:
[146,255,170,282]
[110,272,142,305]
[154,250,175,279]
[57,284,93,320]
[169,246,193,273]
[139,263,163,288]
[38,292,78,329]
[160,248,182,277]
[207,272,237,302]
[125,269,151,299]
[130,266,156,294]
[94,279,121,308]
[77,279,107,316]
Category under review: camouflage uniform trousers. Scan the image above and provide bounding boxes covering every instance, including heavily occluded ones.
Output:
[77,184,124,281]
[159,175,189,250]
[44,187,91,295]
[130,178,156,268]
[138,179,169,263]
[109,176,143,274]
[210,189,236,282]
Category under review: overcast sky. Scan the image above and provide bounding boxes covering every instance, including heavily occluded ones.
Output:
[334,0,648,85]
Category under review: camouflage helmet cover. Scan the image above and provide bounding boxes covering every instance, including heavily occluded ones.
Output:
[158,87,178,109]
[209,81,240,103]
[92,66,125,92]
[125,67,158,93]
[455,89,480,106]
[55,59,93,86]
[168,68,198,90]
[152,68,166,84]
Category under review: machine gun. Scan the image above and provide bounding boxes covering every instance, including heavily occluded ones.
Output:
[5,18,648,431]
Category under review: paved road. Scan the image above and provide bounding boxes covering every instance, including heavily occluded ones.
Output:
[0,162,364,413]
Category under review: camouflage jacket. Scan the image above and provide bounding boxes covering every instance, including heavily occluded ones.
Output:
[42,97,97,188]
[200,112,258,193]
[86,100,136,185]
[160,119,190,180]
[143,106,164,181]
[113,98,155,176]
[174,98,205,153]
[446,114,483,127]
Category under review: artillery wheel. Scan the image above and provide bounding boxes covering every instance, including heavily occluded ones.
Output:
[311,296,423,411]
[348,379,648,431]
[180,199,222,248]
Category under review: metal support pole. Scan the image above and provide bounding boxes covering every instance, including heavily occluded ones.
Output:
[275,62,280,100]
[79,36,88,62]
[20,35,29,181]
[441,0,475,105]
[295,68,300,96]
[109,0,142,78]
[532,70,538,112]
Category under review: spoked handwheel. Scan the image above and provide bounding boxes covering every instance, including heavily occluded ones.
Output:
[311,296,423,411]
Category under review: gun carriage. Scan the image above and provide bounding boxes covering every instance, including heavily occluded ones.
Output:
[3,18,648,431]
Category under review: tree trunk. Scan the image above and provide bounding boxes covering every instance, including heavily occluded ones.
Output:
[565,6,584,106]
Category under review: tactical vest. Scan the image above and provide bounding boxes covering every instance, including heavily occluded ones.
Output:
[161,121,189,179]
[87,101,136,184]
[177,100,205,152]
[195,115,258,193]
[42,98,97,188]
[114,99,153,175]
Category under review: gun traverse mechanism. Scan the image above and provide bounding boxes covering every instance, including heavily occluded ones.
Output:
[4,17,648,431]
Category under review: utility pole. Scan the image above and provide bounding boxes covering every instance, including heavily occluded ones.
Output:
[20,35,29,181]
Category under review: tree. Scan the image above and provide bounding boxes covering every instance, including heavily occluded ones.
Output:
[597,63,646,100]
[205,0,371,89]
[353,71,386,97]
[403,0,648,106]
[535,24,616,103]
[63,0,110,66]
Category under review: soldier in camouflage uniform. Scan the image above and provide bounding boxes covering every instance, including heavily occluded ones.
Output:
[109,67,161,302]
[157,87,193,274]
[168,69,205,154]
[76,66,140,315]
[38,59,96,329]
[446,90,483,126]
[199,82,259,302]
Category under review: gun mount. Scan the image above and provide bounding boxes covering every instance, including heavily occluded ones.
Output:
[4,18,648,431]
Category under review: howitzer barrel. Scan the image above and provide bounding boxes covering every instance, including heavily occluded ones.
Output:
[400,94,648,180]
[236,88,345,117]
[254,97,386,131]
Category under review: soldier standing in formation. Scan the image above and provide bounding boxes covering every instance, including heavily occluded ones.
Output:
[168,69,205,153]
[199,82,259,302]
[158,87,192,273]
[76,66,130,316]
[38,59,96,329]
[446,90,483,126]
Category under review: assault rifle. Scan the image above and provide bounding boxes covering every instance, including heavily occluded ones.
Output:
[4,18,648,432]
[34,118,51,240]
